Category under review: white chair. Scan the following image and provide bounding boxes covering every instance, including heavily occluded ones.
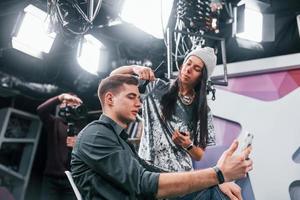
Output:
[65,170,83,200]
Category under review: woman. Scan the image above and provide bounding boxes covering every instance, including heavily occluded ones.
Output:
[110,47,242,200]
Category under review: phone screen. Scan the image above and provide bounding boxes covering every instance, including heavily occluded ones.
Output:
[179,132,187,136]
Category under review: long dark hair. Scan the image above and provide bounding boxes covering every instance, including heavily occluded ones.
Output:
[160,67,209,149]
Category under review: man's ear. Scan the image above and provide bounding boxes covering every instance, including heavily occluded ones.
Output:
[104,92,114,106]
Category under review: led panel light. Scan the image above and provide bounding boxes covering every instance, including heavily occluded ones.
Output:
[77,34,108,75]
[121,0,174,39]
[235,3,274,42]
[12,4,56,59]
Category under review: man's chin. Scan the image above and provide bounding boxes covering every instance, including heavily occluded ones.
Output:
[124,116,136,124]
[129,116,137,122]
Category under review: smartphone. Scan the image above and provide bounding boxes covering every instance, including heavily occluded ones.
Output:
[235,131,254,155]
[240,132,254,150]
[179,131,187,136]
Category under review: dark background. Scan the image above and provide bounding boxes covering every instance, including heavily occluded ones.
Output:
[0,0,299,199]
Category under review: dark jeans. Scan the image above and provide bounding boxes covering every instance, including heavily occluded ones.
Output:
[40,176,76,200]
[171,186,230,200]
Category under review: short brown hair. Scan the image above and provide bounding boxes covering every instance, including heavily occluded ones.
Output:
[98,74,139,107]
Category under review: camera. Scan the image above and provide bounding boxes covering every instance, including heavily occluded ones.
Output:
[58,104,87,122]
[58,104,87,136]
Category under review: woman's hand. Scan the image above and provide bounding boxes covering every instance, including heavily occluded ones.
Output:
[172,130,192,148]
[132,66,156,81]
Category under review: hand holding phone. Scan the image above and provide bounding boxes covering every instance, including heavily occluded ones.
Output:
[172,130,191,148]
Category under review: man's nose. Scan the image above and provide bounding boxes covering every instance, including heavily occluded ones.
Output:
[135,99,141,108]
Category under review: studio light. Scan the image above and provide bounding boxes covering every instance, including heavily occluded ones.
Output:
[12,4,56,59]
[77,34,108,75]
[236,5,263,42]
[120,0,174,39]
[233,1,274,42]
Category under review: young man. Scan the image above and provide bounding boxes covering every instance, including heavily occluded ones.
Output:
[110,47,241,199]
[71,74,252,200]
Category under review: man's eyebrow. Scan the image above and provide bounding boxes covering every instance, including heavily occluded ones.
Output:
[126,93,140,98]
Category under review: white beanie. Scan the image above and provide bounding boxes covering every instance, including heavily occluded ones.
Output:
[183,47,217,77]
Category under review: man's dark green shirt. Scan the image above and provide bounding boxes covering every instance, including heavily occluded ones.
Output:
[71,114,160,200]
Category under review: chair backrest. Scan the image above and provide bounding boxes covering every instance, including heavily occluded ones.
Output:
[65,170,83,200]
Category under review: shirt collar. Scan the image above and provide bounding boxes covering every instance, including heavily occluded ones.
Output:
[99,114,126,138]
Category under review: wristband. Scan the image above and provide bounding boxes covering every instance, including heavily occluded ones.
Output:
[212,166,225,184]
[185,143,193,151]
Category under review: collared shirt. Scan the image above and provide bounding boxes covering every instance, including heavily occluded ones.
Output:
[71,114,160,200]
[138,78,216,172]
